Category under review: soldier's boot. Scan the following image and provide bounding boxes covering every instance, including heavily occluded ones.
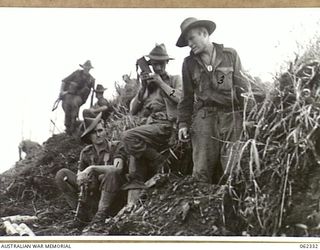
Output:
[127,189,142,206]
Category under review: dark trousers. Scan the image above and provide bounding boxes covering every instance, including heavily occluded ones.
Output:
[55,167,126,219]
[191,108,243,183]
[121,122,173,181]
[62,94,83,135]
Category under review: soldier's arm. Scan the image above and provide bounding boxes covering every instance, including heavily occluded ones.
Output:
[60,70,78,97]
[59,81,67,98]
[83,140,126,174]
[84,158,123,174]
[78,76,94,103]
[129,76,150,115]
[148,74,182,104]
[78,146,91,172]
[178,59,194,130]
[157,75,182,104]
[130,91,146,115]
[62,70,78,85]
[231,49,250,106]
[92,98,113,113]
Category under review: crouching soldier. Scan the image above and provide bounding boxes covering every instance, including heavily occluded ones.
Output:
[82,84,113,122]
[18,139,42,160]
[121,44,182,205]
[59,60,95,135]
[55,113,127,231]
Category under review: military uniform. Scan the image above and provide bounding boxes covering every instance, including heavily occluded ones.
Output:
[55,139,127,221]
[178,43,249,183]
[122,73,181,182]
[61,69,95,135]
[18,140,41,160]
[82,96,113,121]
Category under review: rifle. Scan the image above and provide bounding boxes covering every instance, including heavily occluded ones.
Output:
[74,155,88,221]
[90,81,95,108]
[74,184,87,221]
[51,97,61,112]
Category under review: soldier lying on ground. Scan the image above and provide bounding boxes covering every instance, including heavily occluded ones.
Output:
[82,84,113,122]
[121,43,182,205]
[55,113,127,231]
[59,60,95,136]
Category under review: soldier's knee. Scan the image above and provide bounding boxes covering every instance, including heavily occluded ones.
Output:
[100,170,122,192]
[121,129,134,143]
[55,168,73,187]
[55,168,68,181]
[82,109,91,118]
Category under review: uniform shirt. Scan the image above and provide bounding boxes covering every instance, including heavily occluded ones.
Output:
[93,97,113,119]
[178,43,249,128]
[78,139,126,171]
[140,74,182,122]
[93,97,110,109]
[62,69,95,102]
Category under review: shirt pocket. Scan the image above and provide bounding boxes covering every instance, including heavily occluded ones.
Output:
[192,71,201,88]
[215,67,234,86]
[192,68,209,92]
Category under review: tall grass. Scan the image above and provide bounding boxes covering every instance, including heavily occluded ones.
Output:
[227,34,320,235]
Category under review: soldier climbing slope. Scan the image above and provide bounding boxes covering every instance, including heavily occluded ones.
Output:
[59,60,95,135]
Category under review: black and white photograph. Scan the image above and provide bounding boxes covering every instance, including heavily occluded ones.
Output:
[0,6,320,245]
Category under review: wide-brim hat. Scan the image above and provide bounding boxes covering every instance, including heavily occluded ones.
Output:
[146,43,174,61]
[80,60,94,69]
[94,84,107,93]
[176,17,216,48]
[80,112,102,144]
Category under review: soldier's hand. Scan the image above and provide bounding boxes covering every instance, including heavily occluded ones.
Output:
[178,127,190,142]
[148,74,162,86]
[77,169,90,186]
[59,91,68,99]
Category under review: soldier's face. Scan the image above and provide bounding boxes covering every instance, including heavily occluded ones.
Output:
[150,60,167,75]
[186,28,207,55]
[95,92,103,98]
[90,122,107,145]
[83,67,91,74]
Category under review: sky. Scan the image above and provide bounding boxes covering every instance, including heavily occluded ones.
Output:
[0,8,319,173]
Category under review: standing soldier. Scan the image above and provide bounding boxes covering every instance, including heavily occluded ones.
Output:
[121,44,182,204]
[55,113,127,232]
[176,17,249,183]
[59,60,95,135]
[82,84,113,122]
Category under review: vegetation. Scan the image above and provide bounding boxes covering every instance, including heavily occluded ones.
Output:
[1,36,320,236]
